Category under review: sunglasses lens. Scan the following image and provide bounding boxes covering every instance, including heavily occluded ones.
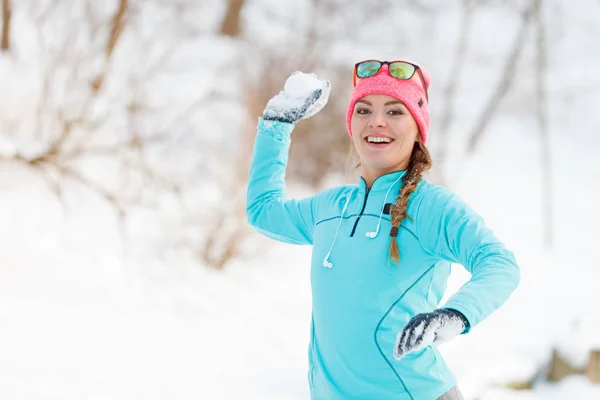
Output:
[389,62,415,79]
[356,61,382,78]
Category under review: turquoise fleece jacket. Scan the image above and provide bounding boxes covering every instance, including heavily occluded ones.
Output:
[246,119,520,400]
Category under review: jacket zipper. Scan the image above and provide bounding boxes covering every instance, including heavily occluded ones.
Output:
[350,187,370,237]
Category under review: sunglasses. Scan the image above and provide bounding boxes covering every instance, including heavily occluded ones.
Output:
[353,60,429,102]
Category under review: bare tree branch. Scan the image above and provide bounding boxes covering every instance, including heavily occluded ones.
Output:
[201,217,246,270]
[107,0,128,58]
[466,1,537,153]
[35,1,131,163]
[0,1,239,269]
[54,162,126,218]
[91,0,129,93]
[200,180,248,269]
[0,152,126,217]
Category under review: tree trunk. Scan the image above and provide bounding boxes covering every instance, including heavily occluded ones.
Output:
[433,0,474,186]
[220,0,245,37]
[1,0,11,52]
[465,2,535,153]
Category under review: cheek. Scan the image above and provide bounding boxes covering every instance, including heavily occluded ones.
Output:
[392,118,419,141]
[350,114,364,136]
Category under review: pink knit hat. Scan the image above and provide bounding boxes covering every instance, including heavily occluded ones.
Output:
[346,62,431,144]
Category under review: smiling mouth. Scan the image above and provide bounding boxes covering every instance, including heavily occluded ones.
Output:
[365,136,394,146]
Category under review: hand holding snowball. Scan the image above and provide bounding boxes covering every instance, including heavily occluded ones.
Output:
[263,71,331,124]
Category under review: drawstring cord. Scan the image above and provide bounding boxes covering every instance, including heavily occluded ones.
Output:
[365,171,406,239]
[322,189,354,268]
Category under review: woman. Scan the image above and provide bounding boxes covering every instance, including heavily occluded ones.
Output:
[246,60,520,400]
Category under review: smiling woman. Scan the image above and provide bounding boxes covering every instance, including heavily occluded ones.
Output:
[246,61,520,400]
[350,96,421,184]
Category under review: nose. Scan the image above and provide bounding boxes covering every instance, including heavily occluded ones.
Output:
[368,110,387,128]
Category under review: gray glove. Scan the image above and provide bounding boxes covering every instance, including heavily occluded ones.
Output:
[394,308,469,360]
[262,71,331,124]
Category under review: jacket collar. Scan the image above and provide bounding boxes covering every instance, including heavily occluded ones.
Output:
[358,169,407,194]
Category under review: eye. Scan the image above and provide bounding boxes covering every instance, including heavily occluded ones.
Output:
[356,107,371,115]
[387,108,404,116]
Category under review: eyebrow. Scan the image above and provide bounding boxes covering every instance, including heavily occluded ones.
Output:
[356,100,405,106]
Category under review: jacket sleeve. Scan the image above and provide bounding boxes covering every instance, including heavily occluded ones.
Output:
[245,118,317,245]
[416,185,520,331]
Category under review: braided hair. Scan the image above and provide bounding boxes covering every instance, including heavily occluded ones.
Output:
[388,141,433,263]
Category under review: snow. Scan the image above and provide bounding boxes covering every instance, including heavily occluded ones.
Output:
[434,313,465,344]
[1,165,599,399]
[284,72,322,97]
[263,72,329,123]
[0,179,313,399]
[1,0,600,399]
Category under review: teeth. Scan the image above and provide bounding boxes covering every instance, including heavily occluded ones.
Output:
[367,136,392,143]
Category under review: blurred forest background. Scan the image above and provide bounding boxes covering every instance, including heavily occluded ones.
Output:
[1,0,599,399]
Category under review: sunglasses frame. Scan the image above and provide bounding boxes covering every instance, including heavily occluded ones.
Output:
[353,60,429,102]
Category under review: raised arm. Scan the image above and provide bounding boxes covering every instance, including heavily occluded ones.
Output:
[246,72,331,245]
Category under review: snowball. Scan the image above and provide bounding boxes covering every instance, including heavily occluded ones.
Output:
[284,72,322,97]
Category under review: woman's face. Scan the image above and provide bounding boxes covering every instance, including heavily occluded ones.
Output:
[350,94,419,174]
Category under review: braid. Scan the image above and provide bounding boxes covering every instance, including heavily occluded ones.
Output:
[389,142,433,264]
